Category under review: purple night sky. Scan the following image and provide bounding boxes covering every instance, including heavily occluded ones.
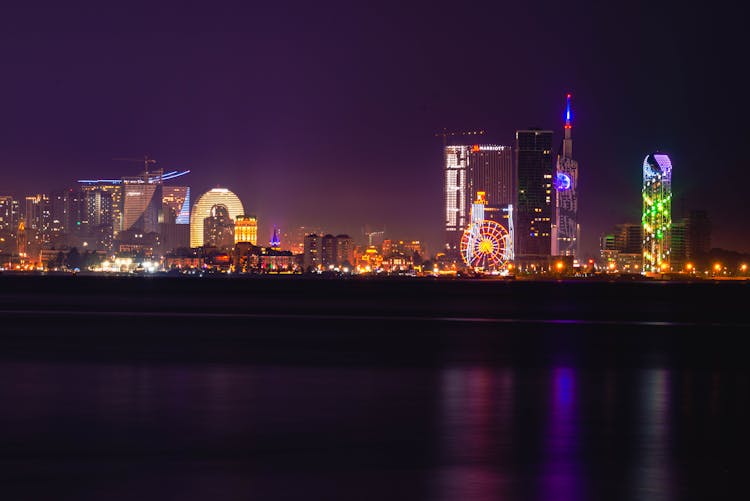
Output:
[0,1,746,254]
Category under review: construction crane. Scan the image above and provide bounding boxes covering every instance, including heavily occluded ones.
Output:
[113,154,157,175]
[434,128,486,148]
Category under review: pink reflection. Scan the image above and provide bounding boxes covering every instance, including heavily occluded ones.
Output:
[435,367,514,500]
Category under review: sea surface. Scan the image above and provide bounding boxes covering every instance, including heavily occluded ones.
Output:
[0,276,748,500]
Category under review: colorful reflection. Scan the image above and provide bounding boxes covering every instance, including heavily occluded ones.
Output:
[435,367,514,500]
[540,367,583,501]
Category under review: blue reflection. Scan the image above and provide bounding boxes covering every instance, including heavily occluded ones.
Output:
[541,367,582,501]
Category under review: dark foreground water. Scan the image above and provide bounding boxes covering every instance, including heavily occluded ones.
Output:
[0,276,748,500]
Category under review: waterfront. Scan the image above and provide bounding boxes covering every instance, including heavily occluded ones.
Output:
[1,277,748,500]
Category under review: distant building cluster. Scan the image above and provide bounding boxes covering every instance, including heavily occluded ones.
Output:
[1,93,745,278]
[443,94,579,273]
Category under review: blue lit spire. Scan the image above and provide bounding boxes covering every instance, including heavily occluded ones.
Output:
[562,93,573,158]
[270,225,281,249]
[564,93,572,129]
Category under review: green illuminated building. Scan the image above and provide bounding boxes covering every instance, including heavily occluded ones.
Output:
[642,153,672,273]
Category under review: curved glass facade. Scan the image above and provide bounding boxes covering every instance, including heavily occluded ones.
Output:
[190,188,245,248]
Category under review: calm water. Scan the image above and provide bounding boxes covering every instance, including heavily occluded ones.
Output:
[0,278,748,499]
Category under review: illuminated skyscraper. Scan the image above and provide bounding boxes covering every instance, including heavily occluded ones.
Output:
[23,194,51,245]
[516,129,554,256]
[444,145,470,253]
[122,183,161,234]
[190,188,245,247]
[79,168,189,236]
[162,187,190,224]
[0,196,20,237]
[468,145,514,208]
[444,144,514,254]
[642,153,672,273]
[234,215,258,245]
[83,189,113,228]
[551,94,579,256]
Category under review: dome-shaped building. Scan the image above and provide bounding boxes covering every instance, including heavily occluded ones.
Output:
[190,188,245,248]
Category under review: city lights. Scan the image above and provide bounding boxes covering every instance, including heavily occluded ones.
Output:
[642,154,672,273]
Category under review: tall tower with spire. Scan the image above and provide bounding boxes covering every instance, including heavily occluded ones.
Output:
[270,225,281,250]
[551,93,580,256]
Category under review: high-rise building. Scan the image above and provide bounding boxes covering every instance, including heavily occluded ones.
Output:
[303,233,322,270]
[78,166,190,245]
[321,234,337,266]
[80,183,121,233]
[552,94,580,256]
[334,235,353,266]
[122,183,161,234]
[444,145,470,253]
[23,194,51,245]
[158,187,191,254]
[642,153,673,273]
[671,220,688,270]
[162,186,190,225]
[686,210,711,259]
[82,189,113,228]
[190,188,245,248]
[203,204,235,249]
[444,144,514,254]
[516,129,554,256]
[234,215,258,245]
[468,145,514,208]
[0,196,20,237]
[302,232,353,269]
[48,190,70,237]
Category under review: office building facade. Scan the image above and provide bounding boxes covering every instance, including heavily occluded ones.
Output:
[516,129,554,256]
[444,144,514,255]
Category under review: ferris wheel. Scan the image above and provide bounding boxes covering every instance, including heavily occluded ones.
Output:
[460,219,511,270]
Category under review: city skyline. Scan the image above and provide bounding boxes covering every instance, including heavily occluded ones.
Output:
[0,2,746,255]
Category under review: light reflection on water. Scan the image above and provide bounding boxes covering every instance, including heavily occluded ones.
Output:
[0,359,744,500]
[540,367,582,501]
[631,369,673,501]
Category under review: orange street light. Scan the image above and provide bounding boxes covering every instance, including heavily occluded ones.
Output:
[713,263,722,273]
[555,261,564,271]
